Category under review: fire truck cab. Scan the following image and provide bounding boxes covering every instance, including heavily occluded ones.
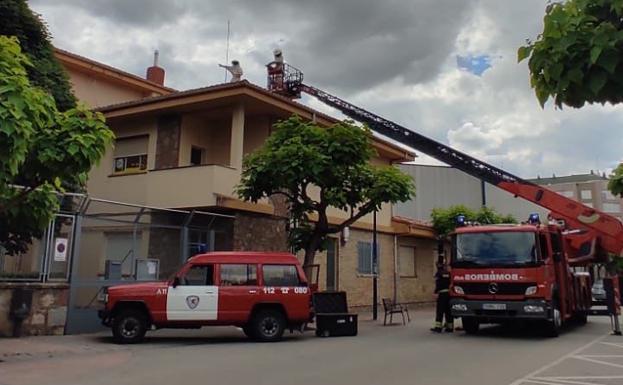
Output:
[449,220,592,336]
[99,252,313,343]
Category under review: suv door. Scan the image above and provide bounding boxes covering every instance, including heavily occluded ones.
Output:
[166,264,218,321]
[261,264,310,321]
[217,264,259,323]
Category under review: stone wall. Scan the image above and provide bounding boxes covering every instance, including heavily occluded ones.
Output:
[155,114,181,169]
[233,212,288,251]
[0,283,69,337]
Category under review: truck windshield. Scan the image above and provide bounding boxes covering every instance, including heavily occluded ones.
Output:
[453,231,538,267]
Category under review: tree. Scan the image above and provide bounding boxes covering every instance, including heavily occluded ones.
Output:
[519,0,623,196]
[237,116,415,266]
[518,0,623,108]
[0,36,113,255]
[0,0,76,111]
[430,205,517,238]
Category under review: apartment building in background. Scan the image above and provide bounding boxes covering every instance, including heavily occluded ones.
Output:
[529,172,622,220]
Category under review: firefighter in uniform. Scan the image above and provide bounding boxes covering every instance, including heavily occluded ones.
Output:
[431,262,453,333]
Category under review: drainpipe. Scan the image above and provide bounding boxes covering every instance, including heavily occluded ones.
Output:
[393,234,398,302]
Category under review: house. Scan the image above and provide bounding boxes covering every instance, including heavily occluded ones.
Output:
[87,79,439,307]
[54,48,174,108]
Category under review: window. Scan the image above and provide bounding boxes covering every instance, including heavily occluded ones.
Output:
[603,202,621,213]
[580,190,592,200]
[190,146,205,166]
[603,190,617,201]
[220,264,257,286]
[183,264,214,285]
[559,190,574,198]
[263,265,300,286]
[357,241,380,275]
[538,234,549,259]
[113,136,148,174]
[398,246,417,277]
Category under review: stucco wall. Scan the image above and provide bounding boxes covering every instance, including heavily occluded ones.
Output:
[66,69,147,108]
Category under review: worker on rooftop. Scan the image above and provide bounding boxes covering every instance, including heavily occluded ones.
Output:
[219,60,243,82]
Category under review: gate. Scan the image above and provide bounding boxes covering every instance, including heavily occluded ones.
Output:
[64,198,233,334]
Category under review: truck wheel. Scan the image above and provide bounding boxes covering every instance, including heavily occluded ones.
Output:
[251,309,285,342]
[112,309,147,344]
[462,317,479,334]
[544,300,562,337]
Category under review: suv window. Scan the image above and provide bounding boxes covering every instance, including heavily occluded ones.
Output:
[183,264,214,285]
[220,264,257,286]
[263,265,300,286]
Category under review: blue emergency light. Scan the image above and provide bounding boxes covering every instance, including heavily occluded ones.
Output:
[528,213,540,224]
[456,214,466,227]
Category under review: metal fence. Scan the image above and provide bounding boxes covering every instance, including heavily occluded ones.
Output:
[1,194,234,333]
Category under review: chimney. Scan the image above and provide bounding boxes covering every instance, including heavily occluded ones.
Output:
[146,50,165,85]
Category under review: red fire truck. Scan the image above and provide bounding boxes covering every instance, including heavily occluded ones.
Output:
[449,219,594,336]
[265,61,623,337]
[99,252,313,343]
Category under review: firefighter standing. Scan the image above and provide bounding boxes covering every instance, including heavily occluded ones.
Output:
[431,262,453,333]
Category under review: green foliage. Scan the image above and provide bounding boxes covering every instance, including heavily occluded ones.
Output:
[237,116,415,265]
[608,163,623,197]
[519,0,623,108]
[0,0,76,111]
[0,36,113,255]
[430,205,517,237]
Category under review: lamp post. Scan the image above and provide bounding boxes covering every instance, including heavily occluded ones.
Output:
[372,209,378,320]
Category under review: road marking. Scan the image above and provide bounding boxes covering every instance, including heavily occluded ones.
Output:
[572,355,623,369]
[508,333,609,385]
[599,341,623,349]
[533,379,607,385]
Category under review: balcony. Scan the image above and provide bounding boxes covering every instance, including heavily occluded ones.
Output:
[90,164,241,209]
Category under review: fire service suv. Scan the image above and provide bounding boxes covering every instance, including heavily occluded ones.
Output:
[99,252,313,343]
[264,59,623,336]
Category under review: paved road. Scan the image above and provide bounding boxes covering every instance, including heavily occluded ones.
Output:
[1,309,621,385]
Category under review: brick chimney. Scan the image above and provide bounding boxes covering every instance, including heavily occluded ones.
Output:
[146,50,165,85]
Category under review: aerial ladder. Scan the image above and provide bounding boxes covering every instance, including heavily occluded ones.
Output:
[266,60,623,331]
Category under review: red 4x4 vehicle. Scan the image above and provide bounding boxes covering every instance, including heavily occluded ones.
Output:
[99,252,313,343]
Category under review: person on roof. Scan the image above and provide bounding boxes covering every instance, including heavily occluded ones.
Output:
[219,60,243,82]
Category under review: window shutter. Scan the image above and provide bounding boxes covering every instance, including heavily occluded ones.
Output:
[114,136,148,157]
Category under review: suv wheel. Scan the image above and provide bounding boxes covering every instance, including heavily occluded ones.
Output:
[251,309,285,342]
[112,309,148,344]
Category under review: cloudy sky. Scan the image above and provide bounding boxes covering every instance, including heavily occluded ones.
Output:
[30,0,623,178]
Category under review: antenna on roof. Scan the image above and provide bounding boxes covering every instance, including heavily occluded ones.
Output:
[153,50,159,67]
[224,20,231,82]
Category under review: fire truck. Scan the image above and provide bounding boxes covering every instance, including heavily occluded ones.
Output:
[266,60,623,336]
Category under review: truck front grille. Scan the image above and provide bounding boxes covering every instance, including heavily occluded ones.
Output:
[461,282,535,295]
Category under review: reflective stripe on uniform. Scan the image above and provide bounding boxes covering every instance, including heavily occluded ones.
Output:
[438,289,449,293]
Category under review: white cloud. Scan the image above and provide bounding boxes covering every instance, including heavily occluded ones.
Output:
[29,0,623,179]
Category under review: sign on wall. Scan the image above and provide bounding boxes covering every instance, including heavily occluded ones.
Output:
[54,238,68,262]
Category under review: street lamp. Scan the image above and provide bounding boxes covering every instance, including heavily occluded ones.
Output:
[373,209,378,320]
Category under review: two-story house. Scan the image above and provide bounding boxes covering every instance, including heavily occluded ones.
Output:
[88,80,438,307]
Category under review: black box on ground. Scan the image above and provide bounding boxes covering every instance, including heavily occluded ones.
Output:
[313,291,358,337]
[315,313,358,337]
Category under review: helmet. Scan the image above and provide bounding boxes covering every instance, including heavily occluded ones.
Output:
[232,60,239,65]
[273,48,282,57]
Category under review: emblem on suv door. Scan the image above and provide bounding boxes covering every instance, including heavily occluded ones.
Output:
[186,295,200,309]
[488,282,499,294]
